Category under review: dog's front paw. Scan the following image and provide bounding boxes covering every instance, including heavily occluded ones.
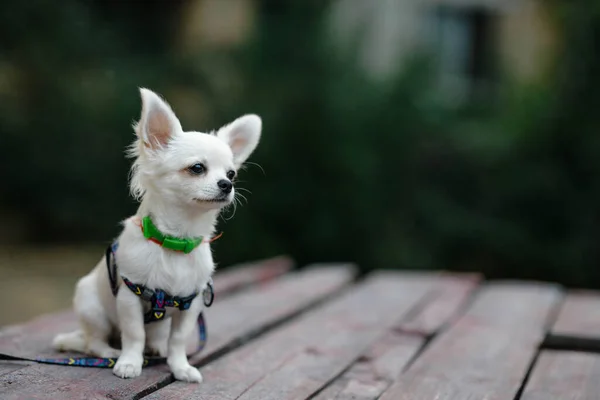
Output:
[171,365,203,383]
[113,358,142,379]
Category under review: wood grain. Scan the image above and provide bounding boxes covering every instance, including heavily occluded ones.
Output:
[378,281,562,400]
[0,264,353,400]
[313,273,479,400]
[144,271,441,400]
[212,255,294,295]
[0,361,30,377]
[397,272,481,336]
[521,350,600,400]
[312,332,423,400]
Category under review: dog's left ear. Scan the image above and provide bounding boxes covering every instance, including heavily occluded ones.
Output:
[217,115,262,167]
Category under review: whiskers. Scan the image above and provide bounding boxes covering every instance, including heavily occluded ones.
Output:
[235,187,252,197]
[240,161,266,176]
[221,187,251,221]
[220,161,262,222]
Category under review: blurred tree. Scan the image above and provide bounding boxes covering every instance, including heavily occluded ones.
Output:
[1,0,600,288]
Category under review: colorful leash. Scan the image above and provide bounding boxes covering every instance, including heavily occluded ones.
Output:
[40,312,206,368]
[0,313,206,368]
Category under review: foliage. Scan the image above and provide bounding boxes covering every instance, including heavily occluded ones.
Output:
[1,1,600,288]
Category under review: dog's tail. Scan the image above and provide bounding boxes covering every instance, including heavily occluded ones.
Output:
[53,330,86,353]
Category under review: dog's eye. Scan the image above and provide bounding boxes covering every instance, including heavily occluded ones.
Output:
[227,170,236,180]
[189,163,206,174]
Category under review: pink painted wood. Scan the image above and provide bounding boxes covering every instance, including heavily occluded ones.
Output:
[551,290,600,339]
[0,361,29,377]
[212,255,294,295]
[521,350,600,400]
[143,272,441,400]
[313,273,480,400]
[378,281,562,400]
[312,332,423,400]
[5,267,589,400]
[397,272,481,336]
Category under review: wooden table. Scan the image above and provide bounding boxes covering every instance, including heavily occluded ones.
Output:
[1,256,599,399]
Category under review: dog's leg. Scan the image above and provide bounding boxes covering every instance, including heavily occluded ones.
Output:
[145,319,170,357]
[55,273,120,358]
[113,288,145,379]
[53,330,86,353]
[84,325,122,358]
[167,298,203,383]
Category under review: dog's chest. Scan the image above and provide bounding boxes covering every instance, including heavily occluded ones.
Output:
[116,228,213,297]
[146,250,210,295]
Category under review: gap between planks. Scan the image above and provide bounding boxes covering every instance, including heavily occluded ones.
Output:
[378,281,564,400]
[142,271,480,400]
[519,349,600,400]
[519,289,600,399]
[310,272,481,400]
[544,290,600,353]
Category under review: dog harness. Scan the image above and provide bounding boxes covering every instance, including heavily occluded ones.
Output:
[106,241,214,324]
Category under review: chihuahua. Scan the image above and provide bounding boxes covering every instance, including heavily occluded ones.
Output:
[53,88,261,382]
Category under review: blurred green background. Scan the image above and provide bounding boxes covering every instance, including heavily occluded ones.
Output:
[1,0,600,324]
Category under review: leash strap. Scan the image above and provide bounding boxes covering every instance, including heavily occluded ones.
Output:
[33,312,207,368]
[0,313,206,368]
[0,242,212,368]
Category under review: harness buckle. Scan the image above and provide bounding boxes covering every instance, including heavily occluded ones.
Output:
[203,279,214,307]
[141,287,155,301]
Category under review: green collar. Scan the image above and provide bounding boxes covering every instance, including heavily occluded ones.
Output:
[141,216,203,254]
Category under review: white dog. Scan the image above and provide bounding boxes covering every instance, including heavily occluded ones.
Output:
[53,88,261,382]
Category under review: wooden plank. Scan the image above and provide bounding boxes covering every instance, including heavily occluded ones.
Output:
[521,350,600,400]
[545,291,600,351]
[144,271,442,400]
[0,255,293,360]
[551,290,600,337]
[191,264,354,362]
[313,273,480,400]
[0,310,85,361]
[0,265,354,400]
[378,281,562,400]
[212,255,294,295]
[397,272,481,336]
[0,361,30,377]
[313,332,423,400]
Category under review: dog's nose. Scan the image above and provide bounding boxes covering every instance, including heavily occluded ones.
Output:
[217,179,233,194]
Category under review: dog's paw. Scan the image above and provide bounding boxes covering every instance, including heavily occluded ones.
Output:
[171,365,203,383]
[113,359,142,379]
[53,331,85,353]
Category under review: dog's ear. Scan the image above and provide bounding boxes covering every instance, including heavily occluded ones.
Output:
[137,88,182,150]
[216,114,262,167]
